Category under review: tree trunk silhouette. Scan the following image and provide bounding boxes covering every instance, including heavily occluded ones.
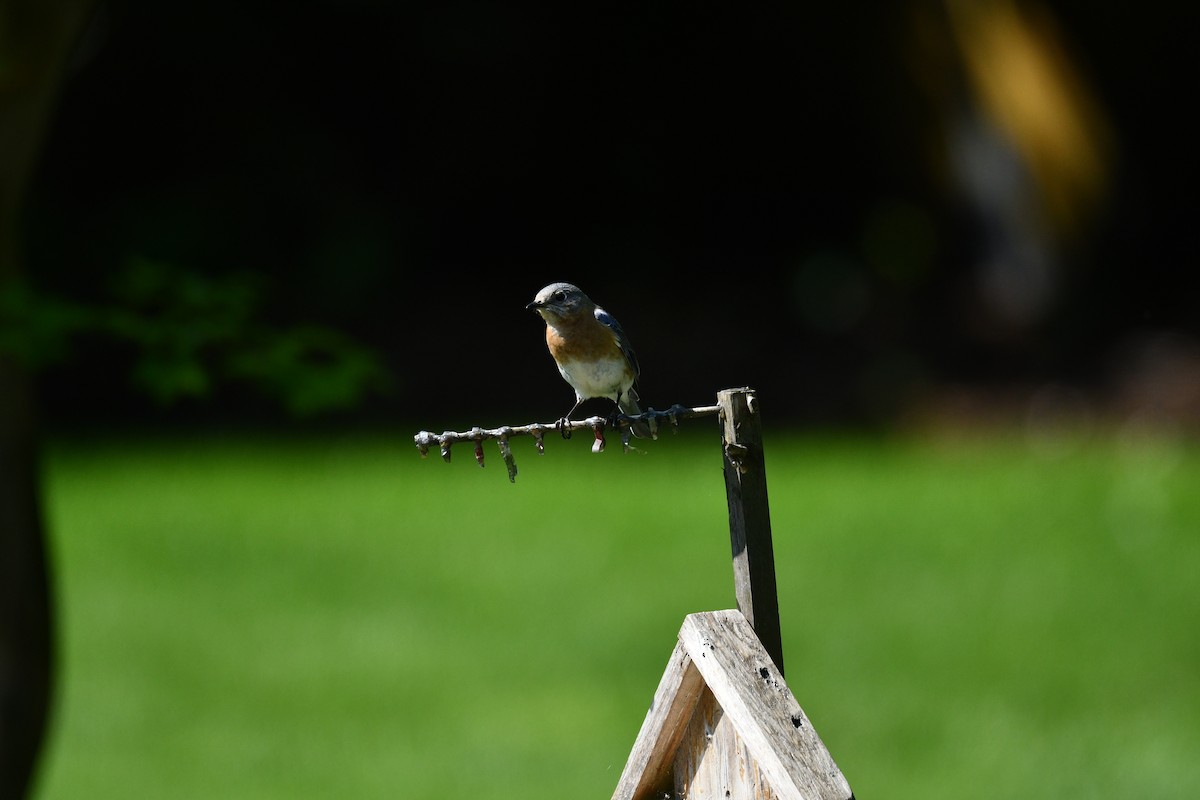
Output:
[1,1,94,795]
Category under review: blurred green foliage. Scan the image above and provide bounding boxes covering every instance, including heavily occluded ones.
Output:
[36,429,1200,799]
[0,259,390,416]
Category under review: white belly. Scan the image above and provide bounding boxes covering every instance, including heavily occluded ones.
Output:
[558,356,630,401]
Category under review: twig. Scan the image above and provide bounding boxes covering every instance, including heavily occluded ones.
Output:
[413,403,721,483]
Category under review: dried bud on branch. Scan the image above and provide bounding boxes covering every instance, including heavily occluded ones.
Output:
[413,403,719,483]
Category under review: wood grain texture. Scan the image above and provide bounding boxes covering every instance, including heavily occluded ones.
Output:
[673,687,780,799]
[718,388,785,677]
[678,611,852,800]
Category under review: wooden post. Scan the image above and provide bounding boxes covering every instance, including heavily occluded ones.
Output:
[718,387,784,677]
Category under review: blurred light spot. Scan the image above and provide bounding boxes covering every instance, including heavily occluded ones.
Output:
[945,0,1112,240]
[908,0,1115,336]
[949,112,1056,330]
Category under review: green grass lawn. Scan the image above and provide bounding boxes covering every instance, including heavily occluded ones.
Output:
[34,423,1200,799]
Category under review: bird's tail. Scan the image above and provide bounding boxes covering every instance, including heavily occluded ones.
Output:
[619,389,655,440]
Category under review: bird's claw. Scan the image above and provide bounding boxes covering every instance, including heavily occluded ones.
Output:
[557,417,572,439]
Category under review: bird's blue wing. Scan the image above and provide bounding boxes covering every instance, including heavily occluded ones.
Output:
[594,306,641,380]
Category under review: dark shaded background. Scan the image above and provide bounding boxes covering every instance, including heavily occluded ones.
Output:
[23,0,1200,430]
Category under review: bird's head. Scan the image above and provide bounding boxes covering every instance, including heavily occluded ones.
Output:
[526,282,592,322]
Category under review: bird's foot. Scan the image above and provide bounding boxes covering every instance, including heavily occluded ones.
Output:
[557,417,572,439]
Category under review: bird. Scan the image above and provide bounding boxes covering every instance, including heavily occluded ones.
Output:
[527,282,654,439]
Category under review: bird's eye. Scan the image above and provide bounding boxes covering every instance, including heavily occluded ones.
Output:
[552,291,566,303]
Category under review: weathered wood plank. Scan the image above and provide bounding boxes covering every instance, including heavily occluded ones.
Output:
[718,388,785,677]
[673,687,781,800]
[679,611,853,800]
[611,641,707,800]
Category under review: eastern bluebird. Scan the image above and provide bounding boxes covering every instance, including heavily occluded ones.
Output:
[527,282,654,439]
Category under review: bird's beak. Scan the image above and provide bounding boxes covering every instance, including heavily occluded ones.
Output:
[526,300,541,311]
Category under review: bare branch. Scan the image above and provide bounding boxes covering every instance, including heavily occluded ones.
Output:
[413,403,720,483]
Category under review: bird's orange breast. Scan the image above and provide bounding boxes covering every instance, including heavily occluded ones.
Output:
[545,315,621,362]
